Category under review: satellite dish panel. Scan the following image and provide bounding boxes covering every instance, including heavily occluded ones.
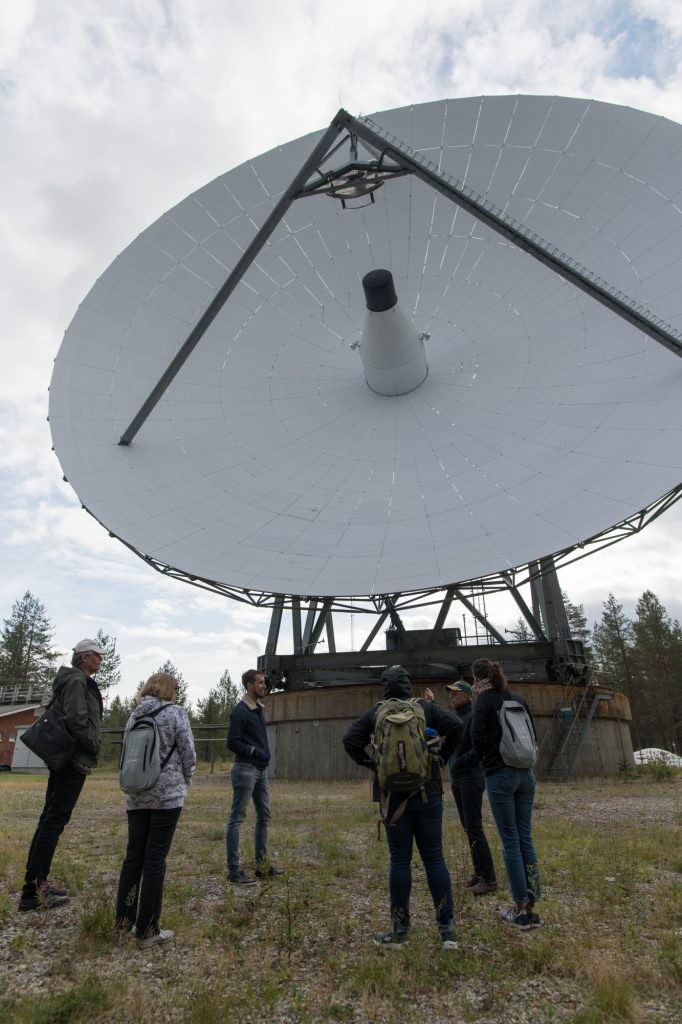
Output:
[49,96,682,598]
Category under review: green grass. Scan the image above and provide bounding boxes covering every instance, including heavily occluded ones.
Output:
[1,977,113,1024]
[0,771,680,1023]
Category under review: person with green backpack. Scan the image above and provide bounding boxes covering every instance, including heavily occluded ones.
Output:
[342,666,463,949]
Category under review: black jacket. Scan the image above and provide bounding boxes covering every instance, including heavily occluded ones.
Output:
[53,665,103,773]
[227,700,270,769]
[342,673,463,799]
[470,688,536,775]
[448,701,484,783]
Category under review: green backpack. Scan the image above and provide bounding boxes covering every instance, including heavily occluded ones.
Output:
[372,698,433,823]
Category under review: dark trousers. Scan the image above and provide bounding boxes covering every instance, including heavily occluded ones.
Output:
[115,808,182,939]
[384,789,454,936]
[23,762,87,895]
[452,776,496,884]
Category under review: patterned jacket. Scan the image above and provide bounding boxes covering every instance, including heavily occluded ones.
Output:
[123,697,196,810]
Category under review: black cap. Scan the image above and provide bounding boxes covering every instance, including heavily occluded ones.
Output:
[362,269,397,312]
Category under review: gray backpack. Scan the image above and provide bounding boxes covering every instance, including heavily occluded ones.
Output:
[119,703,176,794]
[498,699,537,769]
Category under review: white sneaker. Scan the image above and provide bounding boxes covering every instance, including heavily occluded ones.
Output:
[137,928,175,948]
[442,938,459,951]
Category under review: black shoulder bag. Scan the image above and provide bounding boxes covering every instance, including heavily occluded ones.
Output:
[21,696,77,771]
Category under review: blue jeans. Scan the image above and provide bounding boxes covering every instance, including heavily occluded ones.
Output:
[226,762,271,875]
[485,766,541,905]
[384,788,454,936]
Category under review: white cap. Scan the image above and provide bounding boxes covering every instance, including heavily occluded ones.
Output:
[73,638,106,656]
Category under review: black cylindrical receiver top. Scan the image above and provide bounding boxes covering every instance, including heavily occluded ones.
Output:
[362,269,397,312]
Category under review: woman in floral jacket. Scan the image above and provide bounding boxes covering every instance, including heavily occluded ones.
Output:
[115,672,196,947]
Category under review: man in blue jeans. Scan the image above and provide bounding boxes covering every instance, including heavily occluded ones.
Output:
[343,666,463,949]
[226,669,283,885]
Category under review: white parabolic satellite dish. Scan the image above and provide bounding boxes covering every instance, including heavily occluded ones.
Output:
[49,96,682,599]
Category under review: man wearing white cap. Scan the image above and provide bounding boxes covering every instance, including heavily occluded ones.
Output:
[18,639,106,912]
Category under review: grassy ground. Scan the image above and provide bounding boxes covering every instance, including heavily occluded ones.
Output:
[0,769,679,1024]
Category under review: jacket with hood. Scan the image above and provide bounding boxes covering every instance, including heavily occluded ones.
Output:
[52,665,104,774]
[342,666,463,800]
[448,699,484,784]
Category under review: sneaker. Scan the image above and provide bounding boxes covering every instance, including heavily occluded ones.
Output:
[18,884,69,912]
[137,928,174,948]
[465,875,480,888]
[499,907,534,930]
[472,879,498,896]
[255,865,285,878]
[229,870,257,886]
[440,930,459,951]
[525,910,541,928]
[373,930,409,947]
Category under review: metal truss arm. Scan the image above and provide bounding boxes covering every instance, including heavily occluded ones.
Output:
[338,112,682,359]
[118,115,348,445]
[428,587,456,646]
[503,577,547,641]
[453,588,506,644]
[360,610,390,651]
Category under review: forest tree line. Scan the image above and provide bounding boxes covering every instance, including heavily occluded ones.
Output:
[1,587,680,753]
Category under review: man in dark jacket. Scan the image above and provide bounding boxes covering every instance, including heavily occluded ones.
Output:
[343,666,463,949]
[19,638,105,912]
[445,681,497,895]
[226,669,282,885]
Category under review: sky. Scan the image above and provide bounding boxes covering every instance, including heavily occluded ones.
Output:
[2,0,682,704]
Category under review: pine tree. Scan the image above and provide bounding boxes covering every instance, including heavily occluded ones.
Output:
[506,616,534,642]
[561,590,590,643]
[592,594,637,692]
[101,692,136,764]
[631,591,682,750]
[0,591,57,687]
[91,629,121,694]
[102,693,136,729]
[152,659,192,715]
[195,670,240,761]
[592,594,644,747]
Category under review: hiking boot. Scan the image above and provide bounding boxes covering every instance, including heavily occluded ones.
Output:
[499,907,534,930]
[465,874,480,888]
[229,870,257,886]
[372,930,409,947]
[472,879,498,896]
[18,890,69,912]
[255,865,285,878]
[137,928,174,948]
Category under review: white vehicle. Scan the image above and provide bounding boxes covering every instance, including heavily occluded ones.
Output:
[633,748,682,768]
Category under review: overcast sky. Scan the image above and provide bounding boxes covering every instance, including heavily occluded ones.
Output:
[2,0,681,703]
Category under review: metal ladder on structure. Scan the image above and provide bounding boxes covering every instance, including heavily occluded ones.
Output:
[539,687,614,782]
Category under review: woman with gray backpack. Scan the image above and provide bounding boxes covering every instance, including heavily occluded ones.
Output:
[470,658,541,930]
[115,672,196,947]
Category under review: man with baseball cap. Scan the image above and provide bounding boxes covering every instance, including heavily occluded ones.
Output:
[18,639,106,912]
[446,679,498,896]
